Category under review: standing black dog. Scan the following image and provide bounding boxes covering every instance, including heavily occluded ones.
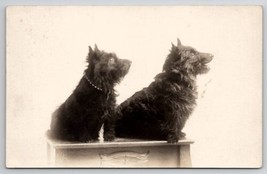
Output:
[49,45,131,142]
[114,39,213,143]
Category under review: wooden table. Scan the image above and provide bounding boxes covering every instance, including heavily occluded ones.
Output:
[46,137,194,168]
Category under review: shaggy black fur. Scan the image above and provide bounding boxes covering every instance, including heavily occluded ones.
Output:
[114,39,213,143]
[49,45,131,142]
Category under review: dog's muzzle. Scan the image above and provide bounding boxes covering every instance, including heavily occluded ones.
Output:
[199,53,213,64]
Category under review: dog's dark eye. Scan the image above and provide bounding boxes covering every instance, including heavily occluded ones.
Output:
[109,57,115,64]
[190,53,195,58]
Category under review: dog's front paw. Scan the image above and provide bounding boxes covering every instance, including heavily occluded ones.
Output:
[167,134,178,143]
[179,132,186,139]
[87,139,98,143]
[104,132,115,142]
[167,138,178,143]
[78,135,98,143]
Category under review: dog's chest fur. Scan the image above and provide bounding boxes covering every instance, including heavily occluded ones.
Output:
[73,78,115,112]
[150,73,198,115]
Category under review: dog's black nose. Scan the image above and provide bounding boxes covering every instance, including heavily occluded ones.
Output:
[209,54,214,59]
[206,54,213,62]
[125,60,132,64]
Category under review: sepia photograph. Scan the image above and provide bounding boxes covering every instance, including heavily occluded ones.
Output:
[6,6,262,168]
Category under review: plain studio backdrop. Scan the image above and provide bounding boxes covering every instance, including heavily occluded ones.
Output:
[6,6,262,167]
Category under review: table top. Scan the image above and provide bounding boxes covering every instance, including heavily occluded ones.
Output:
[46,132,194,149]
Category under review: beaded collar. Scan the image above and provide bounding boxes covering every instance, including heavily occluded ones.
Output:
[84,74,103,91]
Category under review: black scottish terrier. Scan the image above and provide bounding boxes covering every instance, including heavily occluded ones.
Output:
[114,39,213,143]
[49,45,131,142]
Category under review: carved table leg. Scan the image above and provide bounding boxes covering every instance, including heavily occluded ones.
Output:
[47,142,56,166]
[179,145,192,167]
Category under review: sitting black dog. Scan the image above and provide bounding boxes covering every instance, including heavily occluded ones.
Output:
[114,39,213,143]
[49,45,131,142]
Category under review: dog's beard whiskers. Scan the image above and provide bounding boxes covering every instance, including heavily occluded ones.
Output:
[198,66,210,74]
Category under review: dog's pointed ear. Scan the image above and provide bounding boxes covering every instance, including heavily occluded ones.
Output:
[94,44,100,54]
[87,46,94,62]
[177,38,182,46]
[89,46,94,54]
[171,43,176,49]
